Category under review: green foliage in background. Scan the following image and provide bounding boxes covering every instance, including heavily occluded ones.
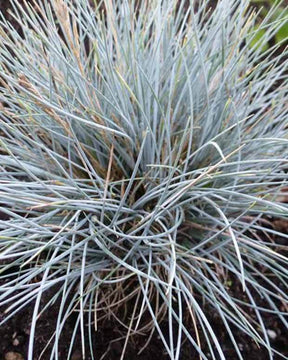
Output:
[250,0,288,49]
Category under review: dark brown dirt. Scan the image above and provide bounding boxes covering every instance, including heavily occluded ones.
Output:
[0,278,288,360]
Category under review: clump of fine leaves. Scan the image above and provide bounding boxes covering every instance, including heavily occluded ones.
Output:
[0,1,287,359]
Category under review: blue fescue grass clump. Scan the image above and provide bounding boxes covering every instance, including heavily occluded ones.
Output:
[0,0,287,359]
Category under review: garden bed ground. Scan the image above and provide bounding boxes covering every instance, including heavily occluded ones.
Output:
[0,273,288,360]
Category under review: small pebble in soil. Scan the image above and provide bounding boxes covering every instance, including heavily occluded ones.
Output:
[4,352,24,360]
[267,329,277,340]
[12,332,20,346]
[12,338,20,346]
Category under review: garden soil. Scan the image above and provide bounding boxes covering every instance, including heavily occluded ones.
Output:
[0,268,288,360]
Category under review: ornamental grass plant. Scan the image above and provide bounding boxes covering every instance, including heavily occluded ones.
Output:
[0,0,287,359]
